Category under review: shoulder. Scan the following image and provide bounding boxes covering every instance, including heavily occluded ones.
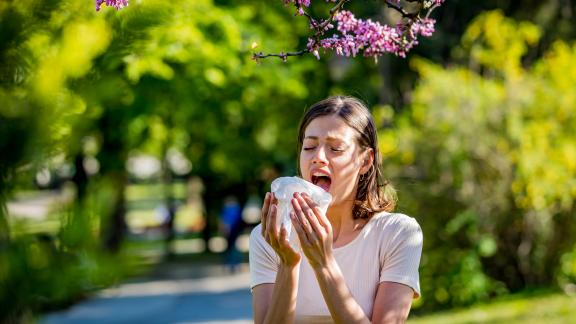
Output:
[368,212,423,246]
[249,224,277,253]
[250,224,265,245]
[251,223,263,236]
[249,224,278,261]
[369,213,423,264]
[370,212,421,233]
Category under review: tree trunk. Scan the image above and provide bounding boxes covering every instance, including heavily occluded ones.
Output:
[161,144,176,259]
[72,153,89,203]
[0,198,10,246]
[0,173,11,246]
[201,174,217,251]
[97,110,129,253]
[103,171,128,252]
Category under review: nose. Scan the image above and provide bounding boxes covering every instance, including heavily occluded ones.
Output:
[311,145,328,165]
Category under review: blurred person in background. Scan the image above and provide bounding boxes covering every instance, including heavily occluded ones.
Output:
[220,195,244,272]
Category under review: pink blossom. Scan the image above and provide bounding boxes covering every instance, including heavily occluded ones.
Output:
[411,18,436,37]
[256,1,444,61]
[306,10,438,59]
[95,0,129,11]
[284,0,311,7]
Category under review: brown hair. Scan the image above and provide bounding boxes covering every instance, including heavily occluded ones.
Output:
[297,96,397,219]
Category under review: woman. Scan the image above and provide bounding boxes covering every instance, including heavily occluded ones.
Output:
[249,96,423,324]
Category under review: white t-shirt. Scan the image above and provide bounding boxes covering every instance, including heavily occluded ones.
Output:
[249,212,423,322]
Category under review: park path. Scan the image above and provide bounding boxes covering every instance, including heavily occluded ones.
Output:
[41,264,253,324]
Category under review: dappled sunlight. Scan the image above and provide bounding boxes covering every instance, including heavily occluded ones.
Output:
[42,270,252,324]
[99,269,251,298]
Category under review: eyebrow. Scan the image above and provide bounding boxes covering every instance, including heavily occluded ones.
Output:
[304,136,345,142]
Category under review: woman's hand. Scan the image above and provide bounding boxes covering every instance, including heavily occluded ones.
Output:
[261,192,301,268]
[290,192,334,269]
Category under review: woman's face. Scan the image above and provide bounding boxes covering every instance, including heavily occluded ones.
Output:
[300,114,368,205]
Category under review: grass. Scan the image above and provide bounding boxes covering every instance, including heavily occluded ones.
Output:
[410,291,576,324]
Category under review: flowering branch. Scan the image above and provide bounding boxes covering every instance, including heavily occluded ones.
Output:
[95,0,129,12]
[92,0,443,62]
[253,0,445,62]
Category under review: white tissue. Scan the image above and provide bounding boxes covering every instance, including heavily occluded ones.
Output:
[271,176,332,241]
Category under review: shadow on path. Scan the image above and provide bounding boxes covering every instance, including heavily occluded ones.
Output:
[42,266,253,324]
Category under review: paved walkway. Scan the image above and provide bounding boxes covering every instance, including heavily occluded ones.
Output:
[41,264,253,324]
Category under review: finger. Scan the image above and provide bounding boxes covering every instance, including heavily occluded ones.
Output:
[267,204,279,241]
[279,224,299,254]
[290,211,311,246]
[279,224,288,242]
[291,196,313,241]
[301,193,329,230]
[268,195,283,249]
[268,228,280,250]
[297,193,324,237]
[261,192,270,236]
[267,193,279,240]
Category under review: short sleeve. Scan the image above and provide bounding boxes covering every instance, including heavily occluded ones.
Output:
[249,224,279,291]
[379,215,423,298]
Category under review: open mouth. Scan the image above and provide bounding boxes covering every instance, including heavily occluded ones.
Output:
[311,172,332,192]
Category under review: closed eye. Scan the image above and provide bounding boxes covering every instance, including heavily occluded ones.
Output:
[304,146,344,152]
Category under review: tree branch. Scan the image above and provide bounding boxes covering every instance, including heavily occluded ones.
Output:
[425,3,441,19]
[384,0,420,19]
[311,0,349,37]
[252,49,310,62]
[293,3,316,28]
[256,0,349,61]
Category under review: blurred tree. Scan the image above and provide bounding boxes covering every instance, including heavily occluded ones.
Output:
[382,10,576,310]
[0,0,330,319]
[0,0,112,243]
[0,2,123,319]
[88,0,332,249]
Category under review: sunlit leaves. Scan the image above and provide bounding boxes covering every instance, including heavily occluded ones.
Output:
[389,10,576,308]
[406,11,576,214]
[460,10,541,80]
[33,19,111,98]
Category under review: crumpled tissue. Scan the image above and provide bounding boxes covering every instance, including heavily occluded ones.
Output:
[271,176,332,242]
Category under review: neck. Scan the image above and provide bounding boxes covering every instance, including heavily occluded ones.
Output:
[326,198,356,241]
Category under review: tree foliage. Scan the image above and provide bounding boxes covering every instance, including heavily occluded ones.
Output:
[0,0,327,319]
[383,10,576,310]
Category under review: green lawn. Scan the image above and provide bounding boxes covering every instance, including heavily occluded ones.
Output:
[410,292,576,324]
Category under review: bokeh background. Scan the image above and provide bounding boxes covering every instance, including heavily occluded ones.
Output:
[1,0,575,323]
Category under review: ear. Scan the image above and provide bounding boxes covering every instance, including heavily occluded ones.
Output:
[359,148,374,175]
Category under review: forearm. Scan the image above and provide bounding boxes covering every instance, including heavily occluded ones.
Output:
[263,265,299,324]
[314,257,371,324]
